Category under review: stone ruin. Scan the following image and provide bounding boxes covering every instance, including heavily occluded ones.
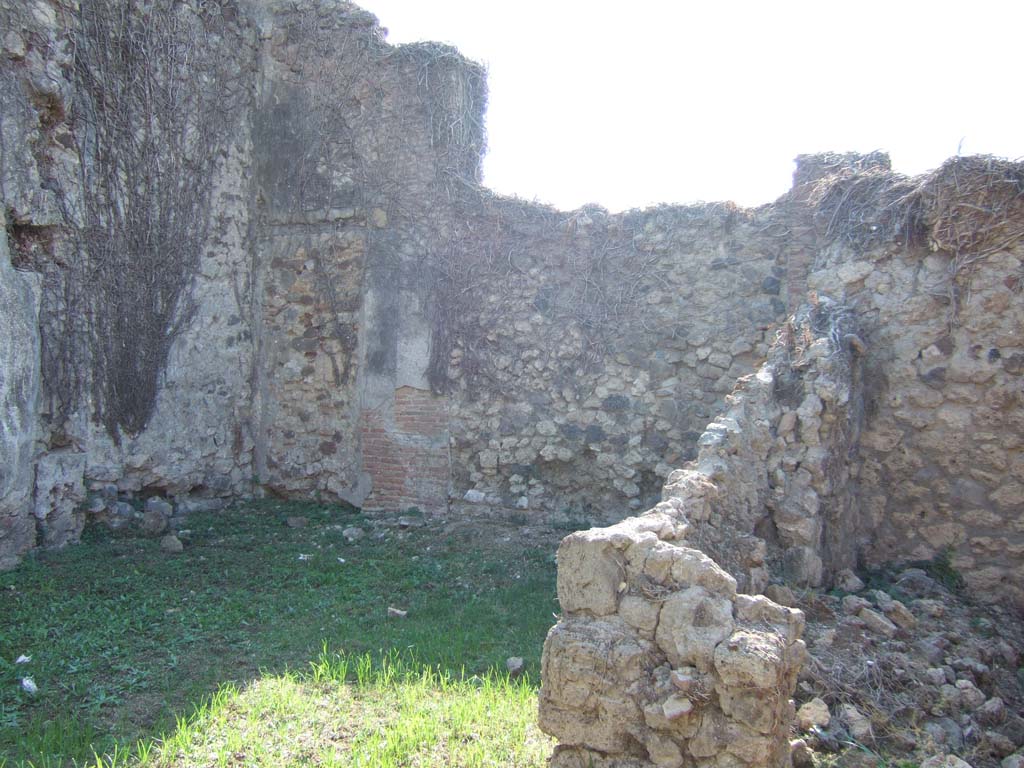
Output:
[543,532,805,768]
[2,2,1024,766]
[539,300,857,768]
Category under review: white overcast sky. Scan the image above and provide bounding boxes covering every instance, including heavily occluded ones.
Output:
[358,1,1024,212]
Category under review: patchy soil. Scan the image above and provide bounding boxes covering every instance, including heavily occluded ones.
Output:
[783,565,1024,768]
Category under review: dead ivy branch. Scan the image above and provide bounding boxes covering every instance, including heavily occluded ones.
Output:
[800,154,1024,328]
[61,0,247,439]
[808,156,1024,266]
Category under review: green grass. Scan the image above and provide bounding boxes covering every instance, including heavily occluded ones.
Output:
[0,501,558,766]
[141,651,550,767]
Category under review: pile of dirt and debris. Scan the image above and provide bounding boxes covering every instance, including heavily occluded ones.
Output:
[780,564,1024,768]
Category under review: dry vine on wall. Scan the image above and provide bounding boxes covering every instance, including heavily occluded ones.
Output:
[807,154,1024,324]
[426,201,669,396]
[55,0,245,440]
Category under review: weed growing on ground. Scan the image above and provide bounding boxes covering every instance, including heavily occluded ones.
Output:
[0,500,557,766]
[917,546,965,593]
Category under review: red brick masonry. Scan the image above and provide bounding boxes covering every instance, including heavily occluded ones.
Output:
[360,386,449,513]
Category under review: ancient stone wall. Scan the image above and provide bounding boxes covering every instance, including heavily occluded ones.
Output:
[0,209,40,568]
[0,0,262,561]
[252,1,374,503]
[798,156,1024,605]
[1,1,61,565]
[439,198,788,522]
[1,0,1022,607]
[248,1,483,511]
[72,107,261,503]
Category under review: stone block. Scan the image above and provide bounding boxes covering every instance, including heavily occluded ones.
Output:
[655,587,733,671]
[714,629,787,690]
[539,617,657,753]
[556,529,626,617]
[33,451,86,549]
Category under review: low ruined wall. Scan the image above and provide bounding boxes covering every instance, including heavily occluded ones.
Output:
[663,299,866,590]
[515,155,1024,606]
[540,510,806,768]
[538,300,867,767]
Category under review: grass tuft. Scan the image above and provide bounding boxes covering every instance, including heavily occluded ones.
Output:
[917,546,966,593]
